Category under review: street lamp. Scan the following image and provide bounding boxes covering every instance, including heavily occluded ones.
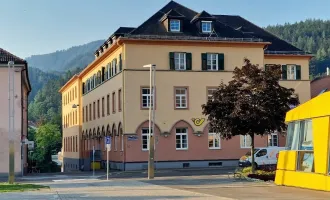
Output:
[8,61,15,184]
[143,64,156,180]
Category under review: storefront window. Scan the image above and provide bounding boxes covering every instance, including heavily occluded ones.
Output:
[296,120,314,172]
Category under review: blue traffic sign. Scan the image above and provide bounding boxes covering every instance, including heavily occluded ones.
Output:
[106,136,111,144]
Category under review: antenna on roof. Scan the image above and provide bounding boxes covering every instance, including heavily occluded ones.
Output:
[208,28,218,39]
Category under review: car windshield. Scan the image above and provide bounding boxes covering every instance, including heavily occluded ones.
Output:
[245,149,259,156]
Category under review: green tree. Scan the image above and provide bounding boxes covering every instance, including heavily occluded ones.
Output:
[32,123,61,172]
[202,59,299,173]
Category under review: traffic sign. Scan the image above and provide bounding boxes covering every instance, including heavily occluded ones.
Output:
[106,136,111,144]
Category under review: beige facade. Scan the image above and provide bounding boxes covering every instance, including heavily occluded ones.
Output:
[0,48,31,176]
[60,39,311,171]
[59,1,312,171]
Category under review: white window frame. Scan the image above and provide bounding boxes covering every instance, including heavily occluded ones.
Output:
[176,128,188,150]
[174,53,186,70]
[202,21,212,33]
[170,19,180,32]
[287,65,296,80]
[268,133,278,147]
[240,135,251,148]
[112,60,116,76]
[141,88,153,108]
[107,64,110,79]
[93,75,96,88]
[207,53,218,70]
[207,88,217,101]
[175,88,187,108]
[208,131,221,149]
[141,128,153,151]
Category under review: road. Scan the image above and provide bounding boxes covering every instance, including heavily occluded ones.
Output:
[1,168,329,199]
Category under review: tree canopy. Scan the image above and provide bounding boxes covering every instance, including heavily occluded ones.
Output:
[202,59,299,172]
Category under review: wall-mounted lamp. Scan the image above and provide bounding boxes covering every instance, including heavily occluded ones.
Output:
[72,104,79,109]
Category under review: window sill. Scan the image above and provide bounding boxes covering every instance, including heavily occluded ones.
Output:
[240,147,250,149]
[209,148,221,150]
[175,107,188,110]
[176,148,188,151]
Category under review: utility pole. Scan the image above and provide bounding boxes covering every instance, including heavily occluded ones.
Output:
[8,61,15,184]
[143,64,156,180]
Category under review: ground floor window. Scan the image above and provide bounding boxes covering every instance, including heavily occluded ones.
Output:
[240,135,251,148]
[268,133,278,147]
[176,128,188,150]
[141,128,153,151]
[208,131,220,149]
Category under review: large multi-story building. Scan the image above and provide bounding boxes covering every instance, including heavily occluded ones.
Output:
[0,48,31,176]
[59,1,312,171]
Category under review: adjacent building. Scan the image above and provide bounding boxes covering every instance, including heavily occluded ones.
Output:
[0,48,31,176]
[59,1,312,171]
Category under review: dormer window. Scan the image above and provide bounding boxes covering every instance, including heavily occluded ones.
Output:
[202,21,212,33]
[170,19,181,32]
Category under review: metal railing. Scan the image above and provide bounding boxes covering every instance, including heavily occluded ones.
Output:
[122,34,264,42]
[265,50,312,55]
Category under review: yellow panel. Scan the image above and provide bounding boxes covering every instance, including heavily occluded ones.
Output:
[277,170,328,191]
[286,92,330,122]
[90,161,101,170]
[277,150,297,170]
[313,117,330,174]
[326,176,330,191]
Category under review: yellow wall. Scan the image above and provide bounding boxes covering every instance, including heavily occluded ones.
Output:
[275,91,330,191]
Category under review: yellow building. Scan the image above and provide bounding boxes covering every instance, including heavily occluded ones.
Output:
[275,91,330,191]
[59,1,312,171]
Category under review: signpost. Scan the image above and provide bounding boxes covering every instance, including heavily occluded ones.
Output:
[106,136,111,180]
[92,146,95,177]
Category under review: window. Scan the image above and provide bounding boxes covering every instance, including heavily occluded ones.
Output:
[97,99,100,118]
[207,88,217,101]
[174,53,186,70]
[93,102,96,120]
[207,53,218,70]
[102,97,105,117]
[202,21,212,33]
[286,120,314,172]
[170,19,180,32]
[114,134,118,151]
[268,133,278,147]
[89,104,92,121]
[75,110,77,125]
[176,128,188,150]
[256,149,267,157]
[75,86,77,98]
[93,74,96,88]
[141,88,153,108]
[107,64,110,79]
[112,92,116,113]
[107,94,110,115]
[112,59,116,76]
[82,107,84,123]
[208,130,220,149]
[118,89,122,112]
[287,65,296,80]
[86,106,88,122]
[141,128,153,151]
[175,87,188,109]
[240,135,251,148]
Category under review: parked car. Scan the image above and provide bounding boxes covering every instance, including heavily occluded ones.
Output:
[238,147,285,168]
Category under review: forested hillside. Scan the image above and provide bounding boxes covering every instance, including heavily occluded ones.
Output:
[26,40,103,72]
[28,67,82,127]
[266,19,330,77]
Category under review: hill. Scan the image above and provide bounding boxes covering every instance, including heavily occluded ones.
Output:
[266,19,330,77]
[26,40,104,72]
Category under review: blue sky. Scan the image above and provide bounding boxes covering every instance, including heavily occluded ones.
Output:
[1,0,329,58]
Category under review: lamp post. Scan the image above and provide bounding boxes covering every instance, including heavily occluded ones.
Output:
[8,61,15,184]
[143,64,156,180]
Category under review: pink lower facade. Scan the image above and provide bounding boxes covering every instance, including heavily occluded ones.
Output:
[73,120,286,171]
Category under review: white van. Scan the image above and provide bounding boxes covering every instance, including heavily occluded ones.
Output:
[238,147,285,168]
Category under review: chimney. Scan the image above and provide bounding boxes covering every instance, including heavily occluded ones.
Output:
[327,67,329,76]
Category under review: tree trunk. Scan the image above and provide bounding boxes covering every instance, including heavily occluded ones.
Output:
[250,133,255,174]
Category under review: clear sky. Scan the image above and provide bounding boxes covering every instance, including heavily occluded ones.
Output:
[1,0,329,58]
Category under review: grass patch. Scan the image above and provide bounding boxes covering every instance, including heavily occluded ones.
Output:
[0,182,49,193]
